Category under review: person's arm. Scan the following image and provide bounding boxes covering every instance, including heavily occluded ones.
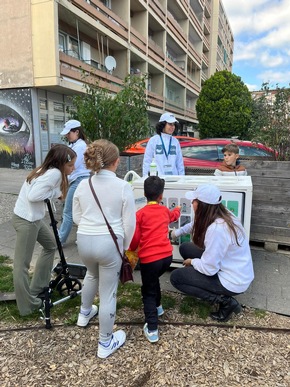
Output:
[189,222,230,275]
[128,212,141,252]
[175,141,185,175]
[142,137,155,177]
[214,169,223,176]
[169,206,181,222]
[27,169,62,202]
[172,221,193,240]
[122,184,137,250]
[72,184,82,225]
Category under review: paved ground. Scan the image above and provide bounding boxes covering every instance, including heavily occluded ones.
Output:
[1,168,290,315]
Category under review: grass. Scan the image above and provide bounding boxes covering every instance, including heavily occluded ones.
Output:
[0,255,268,326]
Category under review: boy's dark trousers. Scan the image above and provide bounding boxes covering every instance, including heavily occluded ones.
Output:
[140,255,172,331]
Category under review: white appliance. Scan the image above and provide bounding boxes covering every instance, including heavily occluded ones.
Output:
[127,173,253,265]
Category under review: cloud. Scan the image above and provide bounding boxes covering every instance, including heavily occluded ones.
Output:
[257,70,290,87]
[222,0,290,87]
[245,83,260,92]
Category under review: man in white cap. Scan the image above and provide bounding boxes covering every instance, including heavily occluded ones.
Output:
[143,112,184,176]
[170,183,254,322]
[58,119,90,245]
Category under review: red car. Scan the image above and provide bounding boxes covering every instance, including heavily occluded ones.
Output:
[125,136,198,154]
[181,139,276,169]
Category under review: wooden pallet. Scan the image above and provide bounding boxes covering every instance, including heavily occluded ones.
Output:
[0,292,16,301]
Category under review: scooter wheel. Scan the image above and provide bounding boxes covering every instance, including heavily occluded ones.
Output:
[56,277,82,296]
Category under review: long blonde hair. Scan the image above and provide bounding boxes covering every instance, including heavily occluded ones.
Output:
[26,144,76,198]
[84,139,119,173]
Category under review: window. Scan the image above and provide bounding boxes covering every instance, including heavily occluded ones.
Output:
[68,37,80,59]
[181,146,219,161]
[59,33,66,52]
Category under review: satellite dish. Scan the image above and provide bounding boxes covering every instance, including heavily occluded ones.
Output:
[105,56,116,71]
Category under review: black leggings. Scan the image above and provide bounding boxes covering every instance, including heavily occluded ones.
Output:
[170,243,239,303]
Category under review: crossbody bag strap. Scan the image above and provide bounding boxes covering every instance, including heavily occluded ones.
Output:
[88,176,123,259]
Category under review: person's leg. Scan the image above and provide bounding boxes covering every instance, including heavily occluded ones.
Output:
[179,242,204,260]
[140,257,171,332]
[170,266,241,321]
[12,215,43,316]
[170,266,237,301]
[98,235,122,343]
[77,234,99,311]
[76,234,99,327]
[59,177,88,244]
[77,234,122,343]
[155,256,172,309]
[30,220,57,296]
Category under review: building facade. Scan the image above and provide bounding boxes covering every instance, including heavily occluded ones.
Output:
[0,0,233,169]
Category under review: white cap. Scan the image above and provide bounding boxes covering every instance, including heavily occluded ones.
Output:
[185,184,222,205]
[60,119,81,135]
[159,112,179,123]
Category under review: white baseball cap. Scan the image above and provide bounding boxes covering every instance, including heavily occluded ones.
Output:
[60,119,81,135]
[159,112,179,123]
[185,184,222,205]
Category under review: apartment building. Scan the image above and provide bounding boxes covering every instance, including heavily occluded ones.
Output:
[0,0,233,169]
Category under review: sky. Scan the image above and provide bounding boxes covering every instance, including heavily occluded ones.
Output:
[222,0,290,91]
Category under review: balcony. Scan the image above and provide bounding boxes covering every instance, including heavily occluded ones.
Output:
[147,90,164,109]
[148,0,166,21]
[59,51,123,92]
[187,41,202,66]
[167,14,187,48]
[70,0,129,41]
[186,77,200,94]
[189,8,203,37]
[130,26,147,55]
[165,57,186,83]
[148,39,165,67]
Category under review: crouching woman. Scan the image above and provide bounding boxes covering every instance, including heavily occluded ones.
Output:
[170,184,254,322]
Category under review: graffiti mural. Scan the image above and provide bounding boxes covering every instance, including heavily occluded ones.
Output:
[0,88,35,169]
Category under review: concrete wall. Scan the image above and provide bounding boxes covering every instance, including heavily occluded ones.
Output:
[0,0,34,88]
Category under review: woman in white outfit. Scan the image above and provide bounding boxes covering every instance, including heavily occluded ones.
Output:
[73,139,136,359]
[170,184,254,322]
[143,112,184,176]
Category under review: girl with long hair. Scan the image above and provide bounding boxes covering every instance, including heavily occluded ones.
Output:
[170,184,254,322]
[12,144,76,316]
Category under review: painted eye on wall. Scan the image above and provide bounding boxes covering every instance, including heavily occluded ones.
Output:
[0,104,28,135]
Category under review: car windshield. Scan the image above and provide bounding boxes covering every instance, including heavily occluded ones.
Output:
[181,145,219,160]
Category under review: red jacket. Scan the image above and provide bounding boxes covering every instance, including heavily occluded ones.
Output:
[129,203,180,264]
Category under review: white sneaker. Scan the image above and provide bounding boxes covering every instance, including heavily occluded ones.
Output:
[77,305,98,327]
[97,330,126,359]
[157,305,164,317]
[143,323,159,343]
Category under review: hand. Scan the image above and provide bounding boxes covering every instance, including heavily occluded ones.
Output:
[183,259,192,267]
[170,228,177,242]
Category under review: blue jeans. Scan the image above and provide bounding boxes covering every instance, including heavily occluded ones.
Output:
[58,176,89,244]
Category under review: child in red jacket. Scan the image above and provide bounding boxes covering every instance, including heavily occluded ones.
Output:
[129,176,181,343]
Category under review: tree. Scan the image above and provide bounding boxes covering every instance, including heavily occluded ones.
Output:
[196,70,252,139]
[67,74,151,152]
[249,83,290,160]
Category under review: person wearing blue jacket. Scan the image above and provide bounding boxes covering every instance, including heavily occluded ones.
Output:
[143,112,185,176]
[58,120,90,245]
